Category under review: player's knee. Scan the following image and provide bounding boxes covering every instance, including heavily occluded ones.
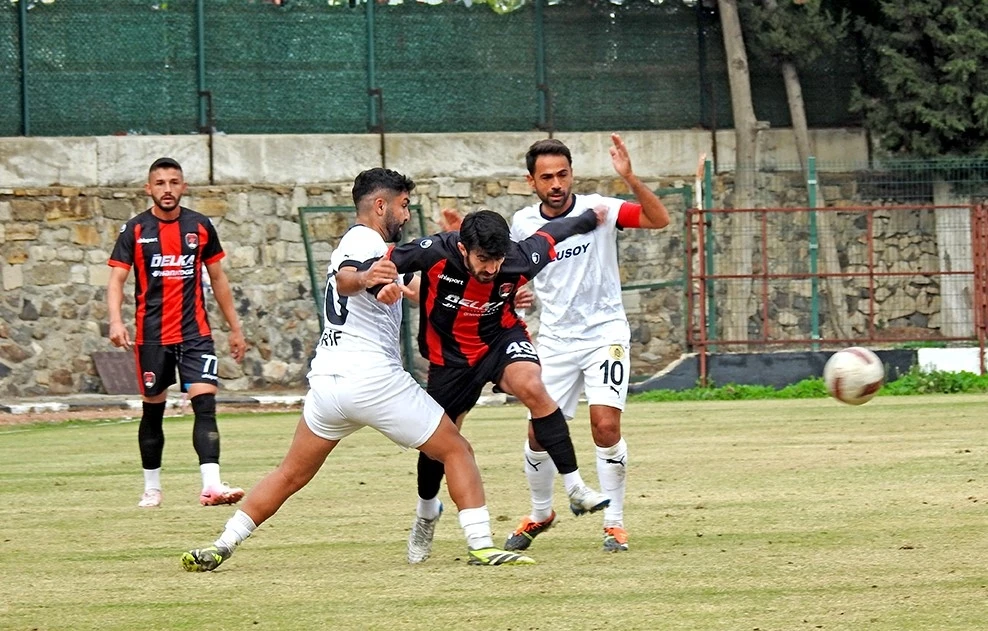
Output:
[591,419,621,447]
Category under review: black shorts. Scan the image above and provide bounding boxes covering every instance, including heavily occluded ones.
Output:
[426,326,540,421]
[135,337,219,397]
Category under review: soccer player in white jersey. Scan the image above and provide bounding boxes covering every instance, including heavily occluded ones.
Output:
[181,168,534,571]
[505,134,670,553]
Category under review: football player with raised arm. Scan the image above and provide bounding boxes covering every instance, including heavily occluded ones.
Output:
[181,168,534,571]
[504,134,670,553]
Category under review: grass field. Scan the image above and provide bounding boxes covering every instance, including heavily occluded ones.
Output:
[1,395,986,631]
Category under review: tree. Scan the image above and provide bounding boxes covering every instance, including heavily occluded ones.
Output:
[852,0,988,338]
[740,0,851,340]
[717,0,758,347]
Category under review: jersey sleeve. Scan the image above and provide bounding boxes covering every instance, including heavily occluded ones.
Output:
[201,218,225,265]
[108,222,135,269]
[386,234,445,275]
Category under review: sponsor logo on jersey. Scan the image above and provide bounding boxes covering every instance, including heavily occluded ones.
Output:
[442,294,504,315]
[137,237,158,244]
[498,282,514,298]
[419,238,433,249]
[143,371,156,388]
[185,233,199,249]
[439,273,465,285]
[554,243,590,261]
[149,253,196,278]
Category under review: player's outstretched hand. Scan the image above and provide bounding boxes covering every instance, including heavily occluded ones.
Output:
[376,282,403,305]
[439,207,463,232]
[514,285,535,310]
[609,133,633,180]
[364,259,399,289]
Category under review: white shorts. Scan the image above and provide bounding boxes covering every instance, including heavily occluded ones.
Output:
[303,368,443,449]
[539,343,630,420]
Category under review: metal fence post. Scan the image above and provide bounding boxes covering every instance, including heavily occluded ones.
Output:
[703,157,716,348]
[807,156,820,350]
[17,0,29,135]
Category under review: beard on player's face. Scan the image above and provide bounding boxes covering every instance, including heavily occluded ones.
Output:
[383,209,407,242]
[538,185,571,211]
[153,193,181,212]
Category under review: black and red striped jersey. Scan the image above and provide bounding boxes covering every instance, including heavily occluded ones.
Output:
[386,209,598,368]
[108,207,225,345]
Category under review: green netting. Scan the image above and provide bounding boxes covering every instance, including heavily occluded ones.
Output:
[2,0,862,137]
[204,1,366,133]
[0,5,20,136]
[373,3,538,133]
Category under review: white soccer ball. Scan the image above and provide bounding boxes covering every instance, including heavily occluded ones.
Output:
[823,347,885,405]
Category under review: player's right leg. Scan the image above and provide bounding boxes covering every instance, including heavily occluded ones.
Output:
[417,416,534,566]
[506,350,581,550]
[498,359,610,518]
[135,344,176,508]
[183,386,344,572]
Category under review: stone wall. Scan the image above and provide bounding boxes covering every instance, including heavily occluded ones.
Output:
[0,129,872,397]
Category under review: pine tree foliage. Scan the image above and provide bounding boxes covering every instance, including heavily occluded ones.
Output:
[851,0,988,157]
[740,0,847,68]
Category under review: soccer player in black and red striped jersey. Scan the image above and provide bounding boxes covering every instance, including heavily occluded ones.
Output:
[387,208,612,564]
[107,157,247,509]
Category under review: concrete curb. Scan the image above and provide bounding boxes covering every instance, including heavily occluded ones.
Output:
[0,392,512,415]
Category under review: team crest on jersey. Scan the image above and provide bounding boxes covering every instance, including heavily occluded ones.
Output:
[531,252,541,264]
[143,371,156,388]
[498,282,514,298]
[609,345,625,360]
[419,238,433,249]
[185,233,199,249]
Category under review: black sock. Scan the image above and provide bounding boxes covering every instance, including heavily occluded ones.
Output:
[191,393,220,465]
[138,401,167,469]
[531,408,578,474]
[416,451,446,500]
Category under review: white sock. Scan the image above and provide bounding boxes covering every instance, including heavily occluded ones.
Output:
[561,470,586,496]
[215,510,257,550]
[597,438,628,526]
[416,496,442,520]
[458,506,494,550]
[523,442,556,522]
[200,462,221,490]
[143,468,162,492]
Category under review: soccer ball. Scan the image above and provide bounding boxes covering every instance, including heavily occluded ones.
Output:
[823,347,885,405]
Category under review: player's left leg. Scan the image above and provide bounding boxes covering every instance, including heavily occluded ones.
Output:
[584,343,631,552]
[496,346,609,516]
[179,337,243,506]
[182,413,339,572]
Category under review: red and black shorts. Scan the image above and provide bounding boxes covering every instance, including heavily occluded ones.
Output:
[135,336,219,397]
[426,325,540,421]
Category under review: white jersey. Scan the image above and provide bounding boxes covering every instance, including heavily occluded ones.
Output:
[510,193,631,353]
[307,225,403,376]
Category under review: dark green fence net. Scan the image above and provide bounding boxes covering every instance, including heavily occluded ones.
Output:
[1,0,861,137]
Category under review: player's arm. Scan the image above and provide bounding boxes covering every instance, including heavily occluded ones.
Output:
[531,205,604,245]
[609,133,670,230]
[106,266,132,350]
[205,260,247,362]
[516,207,605,275]
[401,273,421,305]
[337,259,403,305]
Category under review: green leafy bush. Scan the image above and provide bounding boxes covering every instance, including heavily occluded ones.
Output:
[632,367,988,402]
